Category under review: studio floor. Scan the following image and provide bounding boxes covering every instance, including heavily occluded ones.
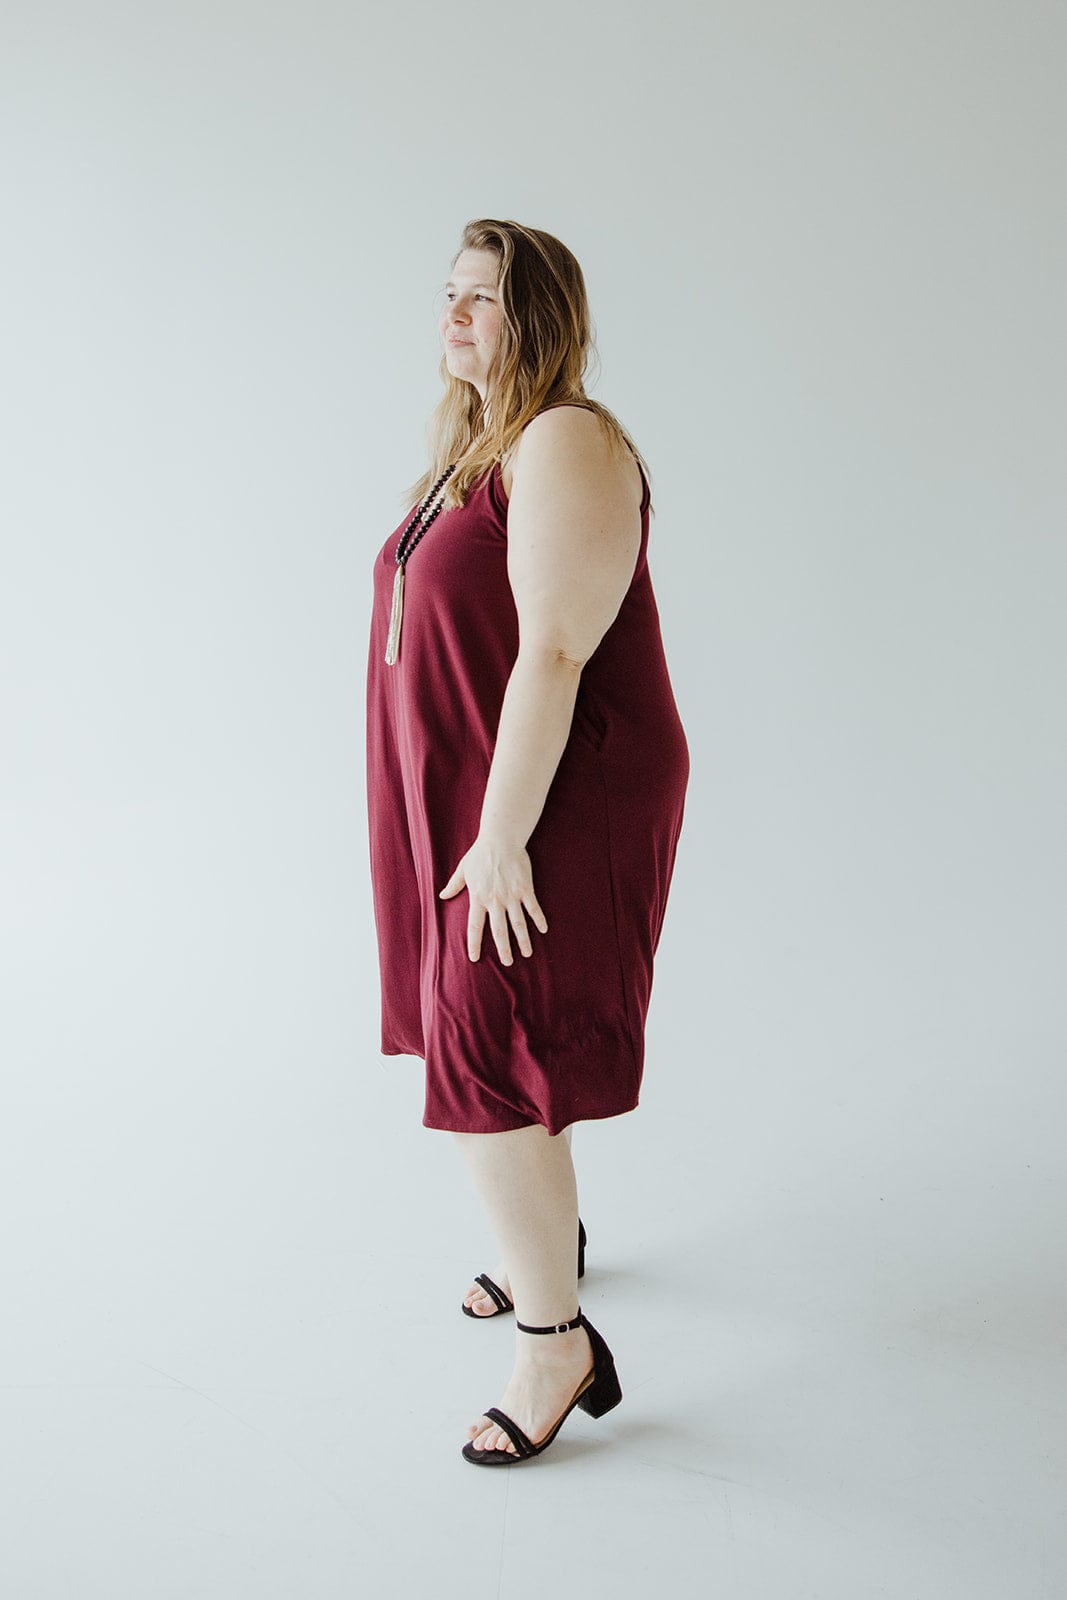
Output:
[4,1015,1064,1600]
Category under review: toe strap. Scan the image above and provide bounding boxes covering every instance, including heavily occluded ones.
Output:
[483,1406,537,1458]
[474,1273,514,1313]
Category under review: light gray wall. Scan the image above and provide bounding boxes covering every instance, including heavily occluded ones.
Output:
[5,0,1061,1145]
[1,3,1064,1589]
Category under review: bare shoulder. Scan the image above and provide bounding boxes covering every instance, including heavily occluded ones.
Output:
[501,404,644,511]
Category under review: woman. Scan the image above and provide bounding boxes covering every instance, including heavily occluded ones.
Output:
[365,219,689,1465]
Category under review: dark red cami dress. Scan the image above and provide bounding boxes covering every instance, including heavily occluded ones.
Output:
[365,413,689,1135]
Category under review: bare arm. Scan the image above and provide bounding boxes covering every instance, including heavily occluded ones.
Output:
[439,407,642,963]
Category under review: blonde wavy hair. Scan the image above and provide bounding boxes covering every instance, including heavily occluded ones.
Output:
[401,218,653,516]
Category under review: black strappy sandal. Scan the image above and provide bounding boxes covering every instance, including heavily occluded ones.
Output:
[461,1217,587,1319]
[461,1307,622,1465]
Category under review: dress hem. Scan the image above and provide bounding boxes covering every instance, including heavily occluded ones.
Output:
[380,1047,641,1136]
[421,1099,640,1138]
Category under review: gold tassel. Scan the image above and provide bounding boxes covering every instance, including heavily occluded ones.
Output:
[384,561,405,665]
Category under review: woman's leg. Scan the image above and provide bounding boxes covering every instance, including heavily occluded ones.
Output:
[461,1123,574,1314]
[453,1122,593,1455]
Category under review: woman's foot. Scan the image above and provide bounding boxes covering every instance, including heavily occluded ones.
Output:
[462,1260,512,1316]
[465,1322,594,1455]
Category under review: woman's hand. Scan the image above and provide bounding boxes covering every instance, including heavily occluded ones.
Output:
[439,836,549,965]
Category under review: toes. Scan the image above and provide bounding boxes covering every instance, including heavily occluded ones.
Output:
[467,1419,516,1454]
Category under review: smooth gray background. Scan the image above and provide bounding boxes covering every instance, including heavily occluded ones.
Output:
[2,2,1064,1596]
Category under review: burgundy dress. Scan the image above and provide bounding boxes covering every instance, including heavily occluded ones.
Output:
[365,418,689,1135]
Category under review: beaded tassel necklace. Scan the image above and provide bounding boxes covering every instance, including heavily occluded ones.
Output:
[384,463,457,665]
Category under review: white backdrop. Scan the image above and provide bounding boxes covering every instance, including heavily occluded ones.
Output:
[2,3,1064,1596]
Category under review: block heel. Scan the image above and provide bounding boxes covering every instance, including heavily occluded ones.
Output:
[575,1314,622,1417]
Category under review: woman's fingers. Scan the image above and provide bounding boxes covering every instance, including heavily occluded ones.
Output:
[487,902,513,966]
[467,900,486,962]
[464,897,542,964]
[523,890,548,936]
[439,865,466,900]
[509,902,533,958]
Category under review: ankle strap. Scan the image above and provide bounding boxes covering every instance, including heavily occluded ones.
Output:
[515,1309,582,1334]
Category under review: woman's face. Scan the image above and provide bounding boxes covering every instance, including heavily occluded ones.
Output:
[439,248,503,402]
